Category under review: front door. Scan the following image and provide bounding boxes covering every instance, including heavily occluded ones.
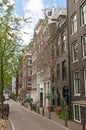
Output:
[63,86,70,105]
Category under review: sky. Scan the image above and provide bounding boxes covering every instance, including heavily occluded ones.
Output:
[11,0,67,45]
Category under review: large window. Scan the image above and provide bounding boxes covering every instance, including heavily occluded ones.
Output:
[28,68,32,76]
[62,60,66,80]
[28,58,32,65]
[48,11,52,16]
[61,32,66,53]
[71,14,77,34]
[73,105,81,122]
[84,69,86,96]
[74,0,78,3]
[82,35,86,58]
[81,3,86,26]
[72,42,79,62]
[74,71,80,95]
[27,79,32,86]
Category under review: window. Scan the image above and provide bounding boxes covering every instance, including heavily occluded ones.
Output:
[74,0,78,3]
[82,35,86,58]
[62,60,66,80]
[28,69,32,76]
[28,58,32,65]
[57,37,61,55]
[84,69,86,95]
[71,14,77,34]
[27,79,32,86]
[73,105,81,122]
[61,32,66,53]
[48,11,52,16]
[81,3,86,26]
[74,71,80,95]
[72,42,79,62]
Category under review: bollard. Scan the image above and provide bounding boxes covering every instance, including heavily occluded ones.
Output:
[42,107,44,116]
[65,117,68,127]
[65,113,68,127]
[82,119,85,130]
[48,110,51,119]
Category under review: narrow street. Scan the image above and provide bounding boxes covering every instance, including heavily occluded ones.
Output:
[9,100,69,130]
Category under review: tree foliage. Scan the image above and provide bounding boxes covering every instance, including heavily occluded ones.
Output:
[0,0,30,111]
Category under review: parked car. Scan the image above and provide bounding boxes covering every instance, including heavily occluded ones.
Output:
[3,94,10,100]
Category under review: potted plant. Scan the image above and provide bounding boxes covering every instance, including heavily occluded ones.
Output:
[46,92,54,112]
[55,106,62,115]
[47,105,53,112]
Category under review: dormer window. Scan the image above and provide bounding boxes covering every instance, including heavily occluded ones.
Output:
[74,0,78,3]
[28,58,32,65]
[48,11,52,16]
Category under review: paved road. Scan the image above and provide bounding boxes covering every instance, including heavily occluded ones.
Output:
[9,100,70,130]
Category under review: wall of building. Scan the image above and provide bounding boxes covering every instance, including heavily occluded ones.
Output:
[67,0,86,123]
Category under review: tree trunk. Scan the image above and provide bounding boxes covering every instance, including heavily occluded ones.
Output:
[50,66,66,108]
[16,76,19,97]
[0,58,4,118]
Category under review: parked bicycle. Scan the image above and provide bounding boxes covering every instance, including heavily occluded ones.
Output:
[2,102,9,119]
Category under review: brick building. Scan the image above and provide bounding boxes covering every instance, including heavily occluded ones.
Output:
[34,8,69,107]
[21,52,32,100]
[31,42,37,102]
[67,0,86,123]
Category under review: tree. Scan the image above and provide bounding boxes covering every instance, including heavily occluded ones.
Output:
[0,0,30,117]
[36,20,67,108]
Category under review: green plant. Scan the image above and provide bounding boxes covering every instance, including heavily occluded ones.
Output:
[59,107,72,120]
[59,108,67,119]
[10,92,16,98]
[26,98,33,103]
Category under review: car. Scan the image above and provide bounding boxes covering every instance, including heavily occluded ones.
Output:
[3,94,10,100]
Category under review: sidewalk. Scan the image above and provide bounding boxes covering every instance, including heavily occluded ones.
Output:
[5,119,12,130]
[4,103,86,130]
[37,107,85,130]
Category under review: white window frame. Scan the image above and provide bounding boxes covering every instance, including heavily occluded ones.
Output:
[27,79,32,87]
[84,68,86,96]
[71,14,77,35]
[81,3,86,26]
[82,35,86,58]
[61,32,66,53]
[74,0,78,3]
[72,42,79,62]
[28,68,32,76]
[73,104,81,123]
[74,71,80,96]
[28,58,32,65]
